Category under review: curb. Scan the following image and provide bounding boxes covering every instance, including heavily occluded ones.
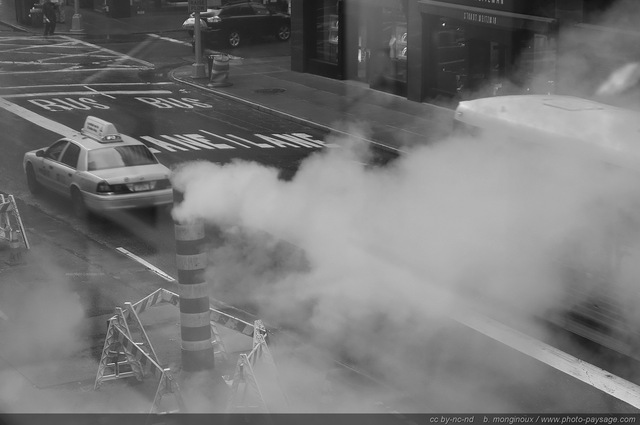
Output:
[168,67,406,154]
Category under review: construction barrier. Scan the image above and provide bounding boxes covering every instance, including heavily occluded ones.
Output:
[94,307,186,414]
[0,194,29,264]
[122,287,261,360]
[208,54,232,88]
[226,320,288,412]
[95,288,281,413]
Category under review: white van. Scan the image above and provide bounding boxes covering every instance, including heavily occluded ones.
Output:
[453,95,640,360]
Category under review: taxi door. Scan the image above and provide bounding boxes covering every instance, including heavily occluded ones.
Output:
[35,139,69,192]
[54,142,82,195]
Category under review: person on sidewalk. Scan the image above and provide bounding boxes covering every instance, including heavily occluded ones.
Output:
[42,0,58,36]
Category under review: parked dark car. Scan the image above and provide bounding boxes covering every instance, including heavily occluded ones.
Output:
[182,1,291,48]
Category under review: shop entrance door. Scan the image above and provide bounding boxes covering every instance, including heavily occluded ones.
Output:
[355,4,370,82]
[346,1,407,95]
[467,39,507,95]
[430,18,514,99]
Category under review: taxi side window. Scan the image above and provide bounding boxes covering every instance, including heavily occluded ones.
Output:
[60,143,81,168]
[45,140,69,161]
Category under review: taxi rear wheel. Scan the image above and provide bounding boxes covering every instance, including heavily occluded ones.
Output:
[26,164,41,194]
[71,187,88,218]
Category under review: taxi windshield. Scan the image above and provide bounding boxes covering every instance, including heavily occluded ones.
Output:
[87,145,157,171]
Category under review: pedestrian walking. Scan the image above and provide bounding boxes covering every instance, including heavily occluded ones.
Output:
[42,0,57,36]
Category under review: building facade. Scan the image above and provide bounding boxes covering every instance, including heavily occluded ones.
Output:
[290,0,638,104]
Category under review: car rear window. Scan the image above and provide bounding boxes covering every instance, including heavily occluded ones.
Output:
[87,145,157,171]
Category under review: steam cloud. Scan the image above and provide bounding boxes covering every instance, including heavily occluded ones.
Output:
[171,117,640,411]
[557,0,640,106]
[169,5,640,409]
[166,5,640,411]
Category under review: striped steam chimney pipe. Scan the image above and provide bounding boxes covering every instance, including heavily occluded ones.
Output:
[173,188,214,372]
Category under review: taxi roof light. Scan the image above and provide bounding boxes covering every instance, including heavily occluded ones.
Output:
[81,116,123,143]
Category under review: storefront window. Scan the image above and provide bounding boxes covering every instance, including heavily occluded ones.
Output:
[431,17,556,99]
[384,4,408,80]
[315,0,340,64]
[434,18,467,96]
[370,1,408,93]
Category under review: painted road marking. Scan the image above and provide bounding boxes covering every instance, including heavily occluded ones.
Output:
[0,97,77,138]
[84,86,117,100]
[456,309,640,409]
[140,131,327,152]
[0,96,328,151]
[146,34,243,62]
[115,247,176,282]
[2,90,173,99]
[0,35,153,75]
[0,68,150,75]
[148,33,192,47]
[61,35,154,69]
[0,82,174,91]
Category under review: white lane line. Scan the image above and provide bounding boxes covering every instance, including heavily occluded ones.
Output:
[147,33,192,46]
[115,247,176,283]
[146,34,244,62]
[0,68,150,75]
[0,82,173,90]
[0,90,172,98]
[85,86,117,100]
[0,97,77,138]
[61,35,155,69]
[456,309,640,409]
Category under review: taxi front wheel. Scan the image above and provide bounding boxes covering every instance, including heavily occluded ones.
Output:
[71,187,88,218]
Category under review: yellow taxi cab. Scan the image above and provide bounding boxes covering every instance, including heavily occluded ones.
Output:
[23,116,173,217]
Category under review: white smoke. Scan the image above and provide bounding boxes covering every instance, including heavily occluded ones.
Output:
[556,0,640,106]
[0,247,153,413]
[596,62,640,96]
[171,117,640,411]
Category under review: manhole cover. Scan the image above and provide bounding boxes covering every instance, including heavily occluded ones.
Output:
[254,88,286,94]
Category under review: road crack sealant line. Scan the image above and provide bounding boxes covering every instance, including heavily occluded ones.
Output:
[168,69,408,155]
